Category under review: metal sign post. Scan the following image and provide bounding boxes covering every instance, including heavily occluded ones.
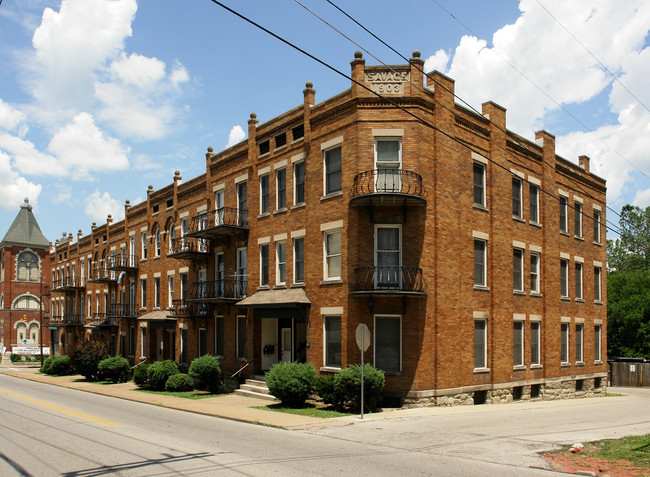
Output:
[355,324,371,420]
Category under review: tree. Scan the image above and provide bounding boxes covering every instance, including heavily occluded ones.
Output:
[607,205,650,358]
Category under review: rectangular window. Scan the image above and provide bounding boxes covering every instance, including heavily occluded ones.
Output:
[513,321,524,367]
[529,184,539,223]
[575,262,583,300]
[294,237,304,283]
[560,259,569,298]
[215,316,224,356]
[531,321,540,365]
[576,323,583,363]
[292,123,304,141]
[180,273,188,302]
[574,202,582,237]
[559,197,568,233]
[473,163,486,207]
[474,239,487,287]
[375,226,401,288]
[155,229,161,257]
[375,316,401,372]
[513,248,524,292]
[324,230,341,280]
[237,181,247,226]
[276,168,286,210]
[594,324,602,362]
[512,178,522,218]
[141,327,146,358]
[276,241,286,285]
[275,132,286,149]
[560,323,569,363]
[198,328,207,357]
[168,276,174,309]
[259,140,269,155]
[259,244,269,287]
[324,146,342,195]
[237,248,247,297]
[214,190,224,225]
[215,253,224,297]
[236,315,247,359]
[474,319,487,369]
[530,253,540,293]
[593,210,601,243]
[141,279,147,308]
[181,328,188,364]
[141,232,147,260]
[260,174,269,214]
[594,266,602,301]
[324,316,341,368]
[294,161,305,205]
[375,139,401,192]
[154,277,160,308]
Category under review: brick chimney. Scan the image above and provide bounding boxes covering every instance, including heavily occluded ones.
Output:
[578,155,590,174]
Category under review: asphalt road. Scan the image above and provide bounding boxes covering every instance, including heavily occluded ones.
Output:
[0,373,648,476]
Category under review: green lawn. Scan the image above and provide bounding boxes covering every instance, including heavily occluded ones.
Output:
[584,434,650,467]
[254,403,353,418]
[134,388,220,400]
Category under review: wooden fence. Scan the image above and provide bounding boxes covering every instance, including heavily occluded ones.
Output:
[608,360,650,387]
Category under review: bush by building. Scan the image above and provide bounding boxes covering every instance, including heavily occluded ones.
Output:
[132,363,151,389]
[146,360,180,391]
[68,340,109,381]
[98,356,130,383]
[165,373,194,392]
[265,362,316,408]
[335,364,385,412]
[188,354,221,393]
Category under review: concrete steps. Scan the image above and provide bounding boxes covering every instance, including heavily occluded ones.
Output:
[234,378,279,402]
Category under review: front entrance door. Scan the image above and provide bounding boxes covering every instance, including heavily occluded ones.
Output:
[281,327,292,362]
[261,319,278,371]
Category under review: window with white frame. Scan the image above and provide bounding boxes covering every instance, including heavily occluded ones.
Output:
[575,262,583,300]
[529,184,539,223]
[530,252,540,294]
[324,315,341,368]
[155,228,161,256]
[474,319,487,369]
[375,225,401,289]
[375,315,401,372]
[236,315,247,358]
[259,244,269,287]
[215,189,224,225]
[473,162,486,207]
[141,279,147,308]
[512,177,522,218]
[560,323,569,363]
[237,247,247,297]
[324,146,342,195]
[294,161,305,205]
[129,236,136,265]
[17,250,39,282]
[594,324,602,362]
[276,241,286,285]
[168,222,175,250]
[180,273,188,302]
[474,239,487,287]
[276,168,286,210]
[260,174,269,214]
[141,232,147,260]
[559,196,568,233]
[531,321,541,365]
[513,248,524,292]
[154,277,160,308]
[168,275,174,308]
[215,253,224,296]
[293,237,304,283]
[324,230,341,280]
[574,201,583,237]
[593,209,601,243]
[560,259,569,298]
[576,323,583,363]
[375,138,401,192]
[237,181,247,226]
[594,266,602,301]
[513,320,524,367]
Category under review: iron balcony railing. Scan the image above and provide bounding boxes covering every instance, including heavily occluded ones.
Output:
[168,237,210,256]
[189,207,248,235]
[88,268,118,283]
[51,277,85,291]
[49,314,85,326]
[108,253,139,269]
[107,303,139,319]
[350,266,425,294]
[90,313,118,326]
[349,169,426,200]
[168,299,211,318]
[189,279,246,301]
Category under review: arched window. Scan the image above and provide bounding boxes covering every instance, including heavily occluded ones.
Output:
[17,250,39,282]
[29,323,40,344]
[167,221,175,251]
[13,294,40,310]
[0,294,4,309]
[16,323,26,342]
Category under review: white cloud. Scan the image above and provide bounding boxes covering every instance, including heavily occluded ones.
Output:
[632,188,650,208]
[226,125,246,148]
[423,49,449,74]
[0,99,26,133]
[0,151,42,211]
[53,184,72,204]
[109,52,166,89]
[84,190,123,223]
[0,133,64,176]
[170,63,190,87]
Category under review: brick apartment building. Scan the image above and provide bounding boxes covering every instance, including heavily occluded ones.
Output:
[1,199,51,355]
[49,51,607,405]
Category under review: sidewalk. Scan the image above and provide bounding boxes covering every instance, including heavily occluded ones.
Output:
[1,367,643,431]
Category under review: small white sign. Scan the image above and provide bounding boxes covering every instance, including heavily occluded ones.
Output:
[12,346,50,355]
[630,364,636,372]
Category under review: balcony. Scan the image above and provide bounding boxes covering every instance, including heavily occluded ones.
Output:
[51,277,85,292]
[167,299,212,318]
[167,237,210,260]
[187,279,246,303]
[349,169,426,207]
[49,314,85,326]
[107,253,139,271]
[90,313,118,326]
[87,268,118,284]
[107,303,139,319]
[188,207,248,240]
[349,266,426,297]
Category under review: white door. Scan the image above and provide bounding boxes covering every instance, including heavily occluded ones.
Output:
[281,327,292,362]
[261,319,278,370]
[198,268,207,298]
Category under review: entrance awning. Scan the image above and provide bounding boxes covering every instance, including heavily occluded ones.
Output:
[137,310,176,322]
[236,288,311,309]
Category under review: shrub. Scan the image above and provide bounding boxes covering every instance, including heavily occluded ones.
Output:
[146,360,180,391]
[165,373,194,392]
[98,356,130,383]
[68,340,109,381]
[189,355,221,393]
[265,362,316,408]
[48,355,74,376]
[40,356,54,374]
[335,364,385,412]
[10,353,20,363]
[133,363,151,389]
[315,374,344,409]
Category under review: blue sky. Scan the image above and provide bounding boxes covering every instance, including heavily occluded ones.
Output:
[1,0,649,243]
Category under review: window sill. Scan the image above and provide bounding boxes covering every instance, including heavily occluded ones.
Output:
[575,361,585,367]
[513,290,526,296]
[257,285,270,291]
[153,307,160,311]
[594,360,603,365]
[561,362,571,367]
[140,307,147,311]
[321,279,343,285]
[530,364,543,369]
[273,208,287,216]
[560,231,570,237]
[513,365,526,371]
[473,285,490,292]
[290,282,305,288]
[561,296,571,302]
[473,367,490,374]
[513,216,525,223]
[574,236,584,241]
[257,212,270,219]
[273,285,287,290]
[575,298,585,303]
[274,145,286,153]
[472,203,489,213]
[594,300,603,305]
[529,221,542,228]
[530,292,542,298]
[291,202,305,210]
[259,152,270,159]
[291,137,304,144]
[320,191,343,202]
[320,366,341,373]
[593,241,602,247]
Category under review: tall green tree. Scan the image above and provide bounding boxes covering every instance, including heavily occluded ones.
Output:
[607,205,650,358]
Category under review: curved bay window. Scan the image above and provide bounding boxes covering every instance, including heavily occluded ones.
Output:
[17,251,40,282]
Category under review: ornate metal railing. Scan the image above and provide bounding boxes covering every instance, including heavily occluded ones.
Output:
[168,299,211,317]
[88,268,117,282]
[49,314,85,326]
[189,279,246,301]
[108,253,139,269]
[51,277,85,290]
[107,303,139,319]
[349,169,425,199]
[350,266,425,293]
[168,237,210,255]
[189,207,248,234]
[90,313,118,326]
